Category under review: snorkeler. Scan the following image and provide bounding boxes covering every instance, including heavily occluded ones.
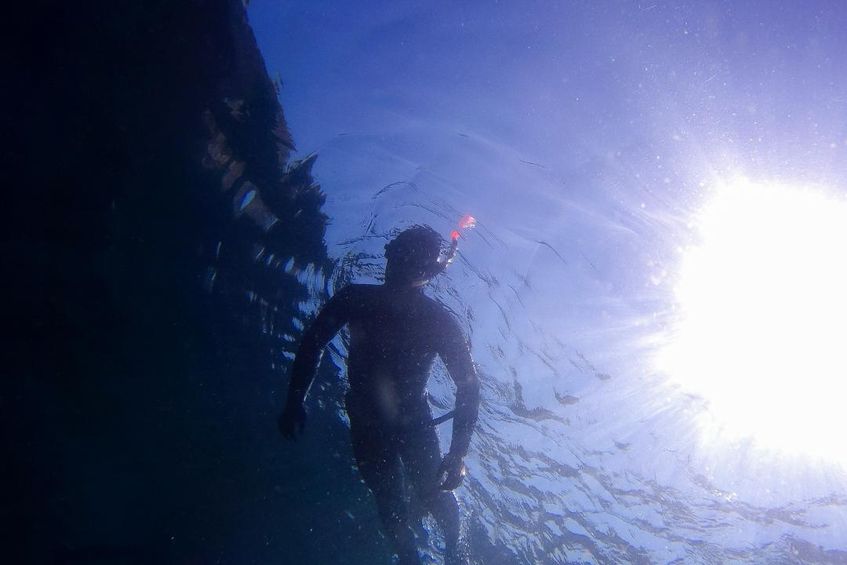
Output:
[279,225,480,565]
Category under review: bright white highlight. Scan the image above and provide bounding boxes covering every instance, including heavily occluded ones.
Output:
[660,177,847,462]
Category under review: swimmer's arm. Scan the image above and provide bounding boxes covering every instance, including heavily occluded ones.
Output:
[439,318,480,458]
[285,287,353,410]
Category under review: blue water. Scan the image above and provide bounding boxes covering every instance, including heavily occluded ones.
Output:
[250,2,847,563]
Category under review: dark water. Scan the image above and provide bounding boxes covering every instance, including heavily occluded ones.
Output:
[7,1,847,564]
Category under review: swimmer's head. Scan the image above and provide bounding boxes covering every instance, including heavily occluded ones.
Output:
[384,225,445,287]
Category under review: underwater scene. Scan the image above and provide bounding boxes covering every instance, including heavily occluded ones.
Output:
[7,1,847,564]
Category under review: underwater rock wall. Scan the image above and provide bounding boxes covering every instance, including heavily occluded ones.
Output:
[5,1,332,562]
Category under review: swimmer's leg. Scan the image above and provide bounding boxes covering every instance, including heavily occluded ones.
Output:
[350,416,421,565]
[401,424,466,565]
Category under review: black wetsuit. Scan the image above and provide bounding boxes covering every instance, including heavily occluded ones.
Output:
[286,283,479,564]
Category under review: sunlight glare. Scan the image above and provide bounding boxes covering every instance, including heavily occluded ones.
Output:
[659,177,847,463]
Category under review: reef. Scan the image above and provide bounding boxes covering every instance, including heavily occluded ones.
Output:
[5,1,329,562]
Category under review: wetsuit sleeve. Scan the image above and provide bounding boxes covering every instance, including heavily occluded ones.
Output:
[285,286,354,410]
[438,313,480,458]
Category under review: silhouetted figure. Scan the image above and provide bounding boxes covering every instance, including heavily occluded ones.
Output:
[280,226,480,565]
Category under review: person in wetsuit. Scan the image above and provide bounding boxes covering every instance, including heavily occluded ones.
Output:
[279,225,480,565]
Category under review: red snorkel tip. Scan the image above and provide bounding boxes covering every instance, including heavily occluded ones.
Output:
[440,214,475,270]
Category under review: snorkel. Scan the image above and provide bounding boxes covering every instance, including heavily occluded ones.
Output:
[433,214,476,276]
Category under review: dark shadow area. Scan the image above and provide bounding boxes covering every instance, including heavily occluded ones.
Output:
[0,1,373,562]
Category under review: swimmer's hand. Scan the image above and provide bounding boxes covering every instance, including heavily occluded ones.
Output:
[278,402,307,440]
[437,452,467,490]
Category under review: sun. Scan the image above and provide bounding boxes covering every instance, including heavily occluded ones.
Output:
[659,176,847,463]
